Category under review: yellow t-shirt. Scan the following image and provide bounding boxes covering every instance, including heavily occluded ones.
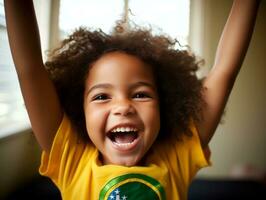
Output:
[39,114,210,200]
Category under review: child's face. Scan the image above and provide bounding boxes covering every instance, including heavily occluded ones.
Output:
[83,51,160,166]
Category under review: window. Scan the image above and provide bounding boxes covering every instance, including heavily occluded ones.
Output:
[0,0,52,137]
[0,0,190,137]
[0,0,30,137]
[128,0,190,45]
[59,0,190,45]
[59,0,124,37]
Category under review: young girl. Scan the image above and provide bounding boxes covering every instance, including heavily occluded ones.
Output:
[4,0,260,199]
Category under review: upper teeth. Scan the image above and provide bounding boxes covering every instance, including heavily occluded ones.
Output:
[111,127,138,133]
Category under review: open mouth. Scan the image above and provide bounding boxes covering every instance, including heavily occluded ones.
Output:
[107,127,139,149]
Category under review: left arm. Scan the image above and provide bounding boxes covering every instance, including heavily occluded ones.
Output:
[197,0,261,148]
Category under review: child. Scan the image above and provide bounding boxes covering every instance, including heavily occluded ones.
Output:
[4,0,260,199]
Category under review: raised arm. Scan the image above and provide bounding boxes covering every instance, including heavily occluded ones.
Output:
[197,0,261,148]
[4,0,63,152]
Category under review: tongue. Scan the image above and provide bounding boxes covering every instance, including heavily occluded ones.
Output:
[114,132,137,144]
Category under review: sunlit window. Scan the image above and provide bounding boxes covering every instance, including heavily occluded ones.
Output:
[0,0,30,137]
[59,0,124,36]
[129,0,190,45]
[0,0,190,137]
[59,0,190,45]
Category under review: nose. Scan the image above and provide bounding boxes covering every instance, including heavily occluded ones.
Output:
[112,98,136,116]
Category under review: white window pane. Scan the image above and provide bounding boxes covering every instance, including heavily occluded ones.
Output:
[59,0,190,46]
[0,0,4,16]
[129,0,190,45]
[59,0,124,34]
[0,28,30,137]
[0,0,54,137]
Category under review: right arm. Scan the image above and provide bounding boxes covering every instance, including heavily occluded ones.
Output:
[4,0,63,152]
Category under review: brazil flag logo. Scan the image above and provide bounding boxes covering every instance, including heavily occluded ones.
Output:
[99,173,166,200]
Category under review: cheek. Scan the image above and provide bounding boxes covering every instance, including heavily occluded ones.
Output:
[84,104,109,135]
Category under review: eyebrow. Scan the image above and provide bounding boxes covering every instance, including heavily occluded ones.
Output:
[86,83,112,96]
[86,81,156,96]
[129,81,156,90]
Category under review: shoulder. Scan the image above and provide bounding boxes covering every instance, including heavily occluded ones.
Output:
[151,122,211,168]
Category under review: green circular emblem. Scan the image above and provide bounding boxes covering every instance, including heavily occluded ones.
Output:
[99,174,166,200]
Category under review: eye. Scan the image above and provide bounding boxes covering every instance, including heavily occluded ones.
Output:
[92,93,110,101]
[133,92,151,99]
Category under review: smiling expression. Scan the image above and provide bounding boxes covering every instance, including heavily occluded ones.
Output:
[83,51,160,166]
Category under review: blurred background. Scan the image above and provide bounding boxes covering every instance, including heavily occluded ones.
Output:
[0,0,265,199]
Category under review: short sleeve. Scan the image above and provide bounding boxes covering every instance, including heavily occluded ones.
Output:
[154,122,211,186]
[181,124,211,172]
[176,123,211,181]
[39,114,88,186]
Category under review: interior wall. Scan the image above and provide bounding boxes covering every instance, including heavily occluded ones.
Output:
[191,0,266,178]
[0,131,41,199]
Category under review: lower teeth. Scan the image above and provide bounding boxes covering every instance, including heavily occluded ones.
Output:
[113,141,134,147]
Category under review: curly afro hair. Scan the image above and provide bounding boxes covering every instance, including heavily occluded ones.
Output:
[45,25,205,142]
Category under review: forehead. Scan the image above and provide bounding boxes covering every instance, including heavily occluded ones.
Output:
[86,51,156,86]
